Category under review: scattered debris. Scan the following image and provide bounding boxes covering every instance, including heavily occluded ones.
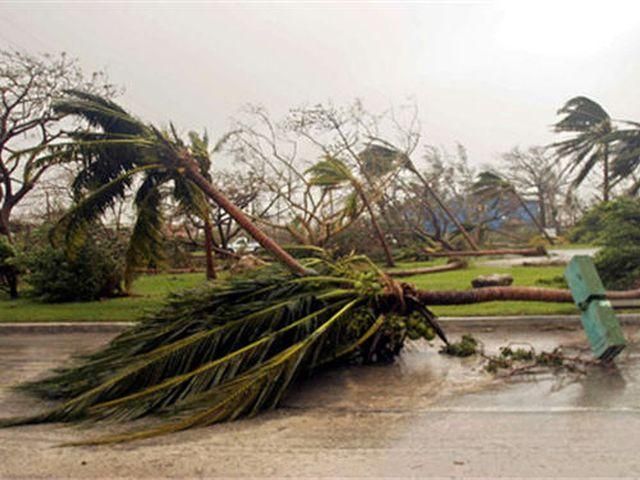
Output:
[440,334,479,357]
[440,335,601,377]
[483,345,597,376]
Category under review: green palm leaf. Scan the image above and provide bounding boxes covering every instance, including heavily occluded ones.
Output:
[51,163,163,255]
[3,255,437,445]
[306,156,353,187]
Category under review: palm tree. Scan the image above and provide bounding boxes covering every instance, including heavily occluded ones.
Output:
[473,171,554,244]
[307,155,396,267]
[47,91,309,283]
[553,96,614,201]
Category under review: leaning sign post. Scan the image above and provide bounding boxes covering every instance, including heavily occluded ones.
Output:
[564,255,626,361]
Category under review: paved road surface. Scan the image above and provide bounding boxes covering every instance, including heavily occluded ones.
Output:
[1,325,639,478]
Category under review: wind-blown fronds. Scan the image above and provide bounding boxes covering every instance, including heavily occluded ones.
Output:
[552,96,613,195]
[306,155,353,188]
[3,254,439,445]
[124,181,165,289]
[46,91,232,290]
[50,164,163,255]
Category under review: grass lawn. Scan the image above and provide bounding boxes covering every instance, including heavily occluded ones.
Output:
[0,261,581,322]
[0,273,205,322]
[406,264,578,317]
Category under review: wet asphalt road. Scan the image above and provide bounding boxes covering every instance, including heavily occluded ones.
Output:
[1,325,639,478]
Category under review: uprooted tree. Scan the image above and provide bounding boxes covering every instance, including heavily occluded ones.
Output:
[3,92,640,446]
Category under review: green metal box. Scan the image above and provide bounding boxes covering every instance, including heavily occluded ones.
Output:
[564,256,626,360]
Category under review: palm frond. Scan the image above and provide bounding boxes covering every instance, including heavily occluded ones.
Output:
[51,164,163,255]
[54,90,148,136]
[172,175,209,219]
[554,96,610,132]
[3,255,439,445]
[124,178,166,289]
[306,156,353,187]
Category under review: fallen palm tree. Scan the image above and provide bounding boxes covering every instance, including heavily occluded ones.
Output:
[386,260,466,278]
[2,92,638,446]
[425,246,547,258]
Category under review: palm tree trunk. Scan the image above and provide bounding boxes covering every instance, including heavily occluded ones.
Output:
[512,190,554,245]
[203,219,216,280]
[184,165,310,276]
[412,286,640,305]
[405,163,479,251]
[426,247,546,257]
[387,260,464,278]
[603,143,610,202]
[354,183,395,267]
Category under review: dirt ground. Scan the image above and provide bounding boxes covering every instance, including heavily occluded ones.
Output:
[1,325,639,478]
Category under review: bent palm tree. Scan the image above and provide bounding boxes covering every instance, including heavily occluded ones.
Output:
[553,96,614,201]
[48,91,307,281]
[307,155,396,267]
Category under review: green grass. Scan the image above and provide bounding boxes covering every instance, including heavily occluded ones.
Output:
[0,273,205,322]
[406,264,578,317]
[0,263,578,322]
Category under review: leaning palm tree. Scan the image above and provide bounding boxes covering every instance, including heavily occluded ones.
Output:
[307,155,396,267]
[473,171,554,244]
[4,92,640,447]
[47,91,307,282]
[553,96,614,201]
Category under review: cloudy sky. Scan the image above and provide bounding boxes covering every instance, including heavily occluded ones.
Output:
[1,0,639,166]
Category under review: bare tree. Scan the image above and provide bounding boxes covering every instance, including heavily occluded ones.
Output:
[230,105,368,248]
[0,50,117,241]
[400,145,497,249]
[502,146,571,233]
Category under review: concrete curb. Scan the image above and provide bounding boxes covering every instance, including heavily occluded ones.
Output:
[0,322,136,334]
[441,313,640,329]
[2,314,640,334]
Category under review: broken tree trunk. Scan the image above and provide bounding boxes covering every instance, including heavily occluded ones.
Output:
[203,219,217,280]
[411,286,640,305]
[386,261,466,278]
[426,247,547,258]
[183,162,310,276]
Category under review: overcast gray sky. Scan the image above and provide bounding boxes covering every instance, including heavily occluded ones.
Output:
[1,0,639,166]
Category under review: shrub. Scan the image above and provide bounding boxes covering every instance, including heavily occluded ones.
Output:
[568,200,624,244]
[24,238,125,302]
[0,236,19,298]
[582,198,640,289]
